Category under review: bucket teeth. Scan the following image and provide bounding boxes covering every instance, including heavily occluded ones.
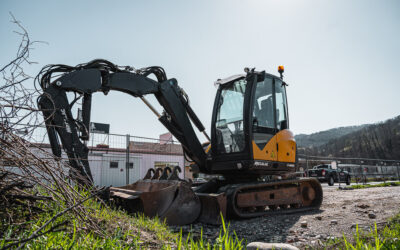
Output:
[159,167,172,180]
[143,168,155,180]
[167,166,181,180]
[151,167,163,180]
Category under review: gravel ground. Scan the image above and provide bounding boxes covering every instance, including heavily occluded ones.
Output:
[171,185,400,249]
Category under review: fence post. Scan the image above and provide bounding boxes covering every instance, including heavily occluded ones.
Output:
[337,160,341,188]
[126,134,130,185]
[397,163,400,181]
[306,156,309,176]
[90,132,94,153]
[383,164,386,183]
[362,161,366,185]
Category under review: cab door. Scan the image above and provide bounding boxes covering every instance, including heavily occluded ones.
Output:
[251,76,278,162]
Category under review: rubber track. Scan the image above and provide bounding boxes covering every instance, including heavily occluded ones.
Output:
[227,178,323,218]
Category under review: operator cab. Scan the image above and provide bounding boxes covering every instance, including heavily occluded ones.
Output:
[210,67,296,175]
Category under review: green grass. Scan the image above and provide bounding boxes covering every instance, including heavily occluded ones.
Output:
[169,215,245,250]
[1,189,245,249]
[322,212,400,249]
[349,181,400,189]
[1,191,175,249]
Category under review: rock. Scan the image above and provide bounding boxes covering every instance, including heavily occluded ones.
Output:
[300,221,308,228]
[285,219,290,223]
[342,206,346,209]
[351,223,358,229]
[330,219,338,225]
[315,216,322,220]
[315,234,321,239]
[357,204,370,209]
[247,242,299,250]
[368,213,377,219]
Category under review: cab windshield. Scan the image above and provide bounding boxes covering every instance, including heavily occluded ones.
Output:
[215,78,246,154]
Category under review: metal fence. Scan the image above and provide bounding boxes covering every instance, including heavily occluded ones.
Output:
[298,154,400,183]
[18,125,400,186]
[26,125,186,187]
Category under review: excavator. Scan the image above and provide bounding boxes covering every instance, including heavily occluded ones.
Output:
[37,59,322,225]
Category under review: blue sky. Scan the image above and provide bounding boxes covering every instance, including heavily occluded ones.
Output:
[1,0,399,140]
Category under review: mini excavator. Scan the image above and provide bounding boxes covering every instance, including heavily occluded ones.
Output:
[38,60,322,225]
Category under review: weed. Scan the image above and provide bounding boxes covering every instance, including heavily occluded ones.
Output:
[349,182,400,189]
[322,212,400,249]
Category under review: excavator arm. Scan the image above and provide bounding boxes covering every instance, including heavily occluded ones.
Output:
[38,59,209,186]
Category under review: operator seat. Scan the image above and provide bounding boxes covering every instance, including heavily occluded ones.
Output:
[258,98,274,128]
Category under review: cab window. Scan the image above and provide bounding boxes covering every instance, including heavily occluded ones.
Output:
[215,78,246,154]
[253,77,274,128]
[252,77,274,149]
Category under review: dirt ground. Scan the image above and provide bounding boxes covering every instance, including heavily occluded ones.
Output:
[172,185,400,249]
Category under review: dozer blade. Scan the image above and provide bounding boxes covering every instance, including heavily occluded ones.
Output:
[109,167,201,225]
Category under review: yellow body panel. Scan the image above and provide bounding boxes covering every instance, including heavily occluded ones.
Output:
[276,130,296,163]
[252,138,277,161]
[252,129,296,163]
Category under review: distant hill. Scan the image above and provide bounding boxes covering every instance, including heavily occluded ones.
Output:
[297,116,400,160]
[295,125,367,148]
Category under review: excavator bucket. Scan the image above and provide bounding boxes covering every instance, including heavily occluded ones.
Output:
[109,166,201,225]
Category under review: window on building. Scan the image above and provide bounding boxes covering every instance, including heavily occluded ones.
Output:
[154,161,179,169]
[129,162,134,169]
[110,161,118,168]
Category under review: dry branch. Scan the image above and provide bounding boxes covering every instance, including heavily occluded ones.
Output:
[0,14,106,249]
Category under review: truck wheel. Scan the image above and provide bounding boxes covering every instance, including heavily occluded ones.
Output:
[328,176,334,186]
[346,176,351,185]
